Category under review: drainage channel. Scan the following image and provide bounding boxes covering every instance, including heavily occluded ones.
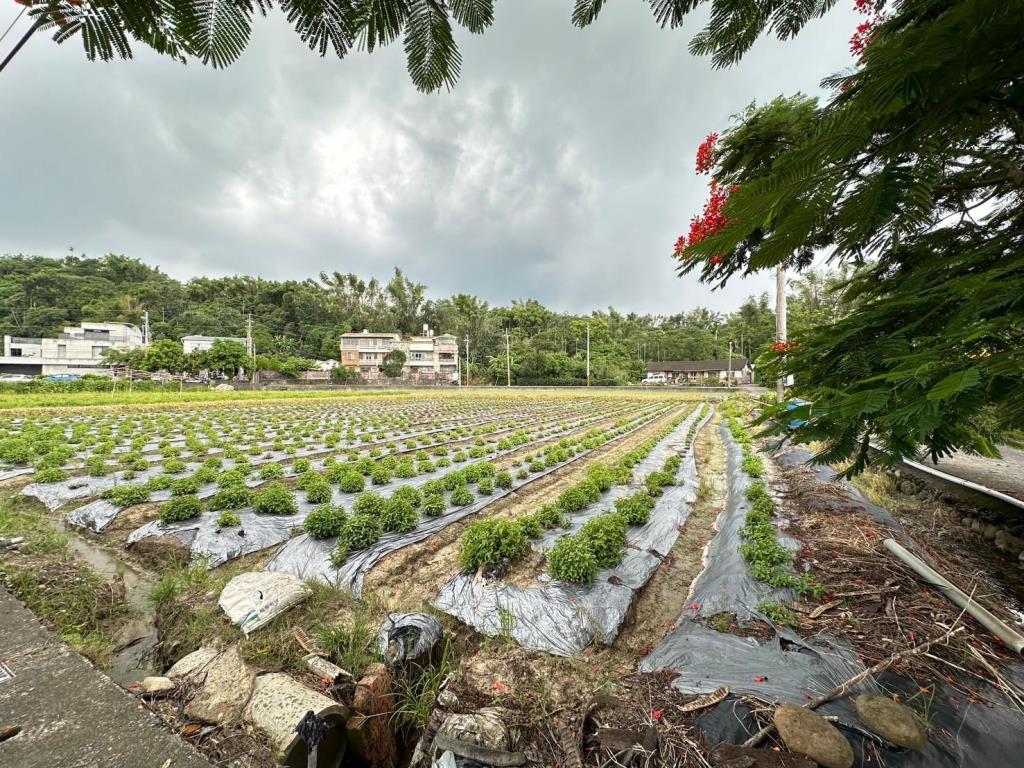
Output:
[56,519,160,688]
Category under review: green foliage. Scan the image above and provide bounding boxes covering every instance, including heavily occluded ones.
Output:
[450,486,475,507]
[342,514,382,550]
[495,469,513,489]
[260,462,285,480]
[160,495,202,524]
[380,497,418,533]
[547,535,598,584]
[459,518,529,572]
[252,482,298,515]
[338,471,366,493]
[208,485,252,510]
[304,504,347,539]
[422,494,446,517]
[106,483,151,507]
[391,485,422,509]
[216,510,242,528]
[577,513,628,568]
[614,491,655,525]
[352,491,386,517]
[381,349,407,378]
[305,479,333,505]
[34,467,69,483]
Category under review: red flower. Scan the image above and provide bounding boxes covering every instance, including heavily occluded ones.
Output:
[695,132,719,175]
[652,709,663,720]
[711,256,722,265]
[673,235,686,256]
[772,340,792,353]
[849,0,887,59]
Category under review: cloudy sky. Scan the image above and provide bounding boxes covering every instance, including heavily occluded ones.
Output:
[0,2,858,316]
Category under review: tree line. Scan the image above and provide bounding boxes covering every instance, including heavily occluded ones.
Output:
[0,254,843,385]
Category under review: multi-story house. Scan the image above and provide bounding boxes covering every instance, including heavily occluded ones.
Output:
[181,335,248,355]
[340,327,459,382]
[0,322,145,377]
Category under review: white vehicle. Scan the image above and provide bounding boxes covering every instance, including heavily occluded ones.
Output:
[0,374,34,383]
[642,372,668,385]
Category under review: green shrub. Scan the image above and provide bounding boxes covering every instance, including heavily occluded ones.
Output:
[343,514,382,550]
[34,467,69,484]
[355,457,375,475]
[516,468,528,480]
[370,465,392,485]
[391,485,422,508]
[515,514,543,539]
[304,504,347,539]
[477,477,494,495]
[741,452,765,478]
[217,469,246,487]
[293,457,312,474]
[216,510,242,528]
[107,483,151,507]
[459,518,529,572]
[160,495,203,524]
[614,491,655,525]
[208,485,252,510]
[170,476,201,496]
[577,479,602,504]
[536,503,567,529]
[305,480,333,505]
[145,474,174,491]
[0,438,32,465]
[557,486,589,514]
[578,513,629,568]
[495,470,514,489]
[394,459,416,479]
[253,483,298,515]
[163,458,187,474]
[338,471,365,494]
[422,478,444,496]
[548,536,598,584]
[450,486,475,507]
[422,494,446,517]
[381,497,418,533]
[353,491,386,517]
[417,459,436,474]
[260,462,285,480]
[585,463,617,492]
[329,538,350,567]
[296,470,322,491]
[442,471,467,491]
[87,456,112,476]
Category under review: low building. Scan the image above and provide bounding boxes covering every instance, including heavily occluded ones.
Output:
[181,335,247,355]
[645,359,752,384]
[0,322,145,376]
[340,327,459,382]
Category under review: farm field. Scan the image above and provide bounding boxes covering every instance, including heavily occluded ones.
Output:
[1,389,1022,768]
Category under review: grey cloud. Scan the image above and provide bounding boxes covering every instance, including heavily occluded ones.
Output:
[0,1,858,315]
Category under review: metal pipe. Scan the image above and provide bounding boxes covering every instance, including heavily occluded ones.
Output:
[883,538,1024,654]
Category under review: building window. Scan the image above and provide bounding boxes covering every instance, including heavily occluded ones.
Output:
[342,339,358,348]
[409,351,429,361]
[10,348,22,357]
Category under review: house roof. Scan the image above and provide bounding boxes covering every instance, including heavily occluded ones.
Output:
[646,359,750,373]
[181,335,246,343]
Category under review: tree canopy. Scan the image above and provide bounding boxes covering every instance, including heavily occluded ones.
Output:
[671,0,1024,470]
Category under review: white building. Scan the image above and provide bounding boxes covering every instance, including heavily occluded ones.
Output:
[0,322,145,376]
[181,335,247,355]
[340,327,458,381]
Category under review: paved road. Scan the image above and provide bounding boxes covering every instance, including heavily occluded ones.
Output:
[0,587,210,768]
[922,445,1024,506]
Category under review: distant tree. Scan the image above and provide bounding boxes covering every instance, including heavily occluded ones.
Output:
[140,339,185,374]
[381,349,407,378]
[278,356,314,379]
[203,340,248,377]
[331,365,359,383]
[100,346,144,370]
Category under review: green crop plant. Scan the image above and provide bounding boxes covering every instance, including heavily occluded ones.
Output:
[450,486,475,507]
[353,491,387,518]
[260,462,285,480]
[578,513,628,568]
[548,536,598,584]
[381,497,418,533]
[252,483,298,515]
[304,504,347,539]
[216,510,242,528]
[422,494,446,517]
[342,514,381,551]
[391,485,422,509]
[208,485,252,511]
[459,518,529,572]
[160,495,203,524]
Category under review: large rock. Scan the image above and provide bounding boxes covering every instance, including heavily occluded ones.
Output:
[166,645,221,680]
[246,673,349,766]
[855,695,928,750]
[435,707,515,752]
[183,646,255,724]
[773,704,853,768]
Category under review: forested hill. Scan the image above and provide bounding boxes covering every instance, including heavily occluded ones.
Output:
[0,254,845,383]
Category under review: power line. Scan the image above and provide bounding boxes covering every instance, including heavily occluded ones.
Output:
[0,8,26,46]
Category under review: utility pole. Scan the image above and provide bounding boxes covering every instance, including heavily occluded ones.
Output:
[246,313,256,384]
[142,310,150,346]
[464,336,470,387]
[728,341,734,388]
[586,324,591,387]
[504,329,511,387]
[775,265,787,401]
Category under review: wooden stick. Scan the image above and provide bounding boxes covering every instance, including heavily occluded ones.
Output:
[742,625,966,748]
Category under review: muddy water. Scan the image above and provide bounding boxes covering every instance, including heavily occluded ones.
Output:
[57,519,161,688]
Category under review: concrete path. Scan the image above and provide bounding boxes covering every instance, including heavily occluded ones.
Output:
[0,587,211,768]
[923,445,1024,506]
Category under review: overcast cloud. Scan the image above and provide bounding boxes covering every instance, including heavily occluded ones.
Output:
[0,1,858,316]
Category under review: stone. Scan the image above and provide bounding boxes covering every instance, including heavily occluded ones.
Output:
[855,695,928,750]
[983,523,998,541]
[971,519,983,532]
[166,645,221,680]
[346,662,398,768]
[140,676,175,694]
[961,516,974,528]
[773,703,853,768]
[898,481,917,496]
[303,653,352,683]
[994,529,1008,550]
[183,646,255,724]
[246,673,348,764]
[435,707,514,753]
